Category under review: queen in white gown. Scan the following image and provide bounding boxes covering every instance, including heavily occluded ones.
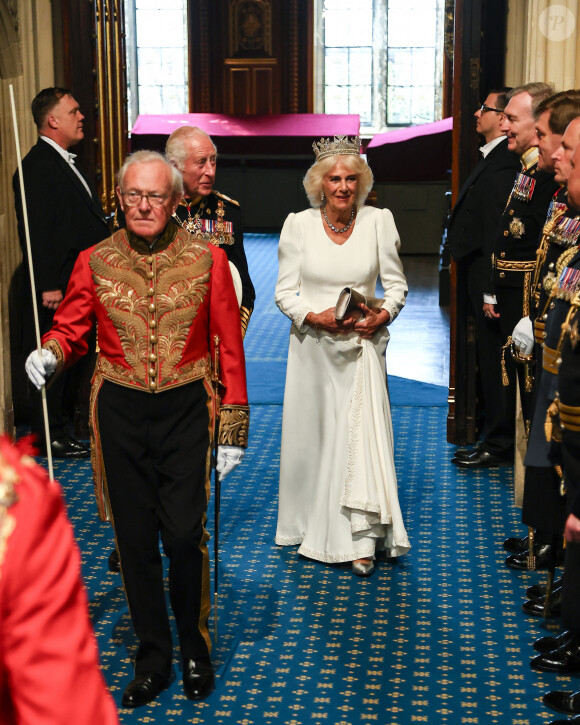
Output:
[274,136,410,576]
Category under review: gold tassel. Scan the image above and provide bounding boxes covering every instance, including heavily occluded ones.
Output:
[527,527,536,570]
[501,337,512,386]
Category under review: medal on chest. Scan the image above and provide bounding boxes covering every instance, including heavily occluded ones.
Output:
[548,216,580,247]
[509,217,525,238]
[557,265,580,300]
[512,172,536,202]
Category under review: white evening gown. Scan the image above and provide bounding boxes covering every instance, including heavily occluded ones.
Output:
[274,206,411,563]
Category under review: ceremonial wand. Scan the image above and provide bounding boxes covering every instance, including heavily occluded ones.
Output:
[212,334,221,640]
[9,84,54,481]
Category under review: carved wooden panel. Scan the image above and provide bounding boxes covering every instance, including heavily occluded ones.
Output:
[225,60,277,114]
[60,0,128,215]
[94,0,128,214]
[189,0,313,114]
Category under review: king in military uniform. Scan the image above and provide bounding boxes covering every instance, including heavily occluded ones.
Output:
[166,126,255,337]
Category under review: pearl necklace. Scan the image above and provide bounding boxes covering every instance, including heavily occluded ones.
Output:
[322,205,355,233]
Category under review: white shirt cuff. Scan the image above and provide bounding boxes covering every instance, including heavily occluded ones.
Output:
[483,294,497,305]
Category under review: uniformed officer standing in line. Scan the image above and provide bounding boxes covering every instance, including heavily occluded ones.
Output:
[481,83,559,466]
[502,98,580,576]
[527,144,580,722]
[165,126,255,337]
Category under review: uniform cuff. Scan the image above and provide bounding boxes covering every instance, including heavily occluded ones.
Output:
[219,405,250,447]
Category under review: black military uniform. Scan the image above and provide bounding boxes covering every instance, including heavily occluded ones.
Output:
[553,285,580,674]
[518,208,580,563]
[172,190,255,337]
[527,251,580,676]
[491,146,559,423]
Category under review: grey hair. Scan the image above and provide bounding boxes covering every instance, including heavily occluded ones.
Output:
[303,154,374,208]
[165,126,217,171]
[508,82,556,114]
[117,150,183,198]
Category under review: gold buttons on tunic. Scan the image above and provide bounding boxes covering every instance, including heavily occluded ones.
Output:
[149,367,156,377]
[501,252,506,258]
[150,334,157,343]
[149,319,156,328]
[504,230,509,236]
[147,256,154,264]
[150,381,157,390]
[147,288,154,296]
[499,272,505,278]
[509,209,514,215]
[147,271,154,279]
[149,303,155,312]
[149,353,157,362]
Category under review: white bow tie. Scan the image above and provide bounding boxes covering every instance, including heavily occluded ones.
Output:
[67,152,77,164]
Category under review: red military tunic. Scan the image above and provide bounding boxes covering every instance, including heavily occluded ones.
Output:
[0,436,118,725]
[42,225,249,520]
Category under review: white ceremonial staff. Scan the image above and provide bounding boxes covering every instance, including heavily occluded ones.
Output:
[9,84,54,481]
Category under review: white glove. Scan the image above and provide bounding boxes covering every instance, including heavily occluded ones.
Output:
[25,349,57,390]
[512,316,534,355]
[216,445,245,479]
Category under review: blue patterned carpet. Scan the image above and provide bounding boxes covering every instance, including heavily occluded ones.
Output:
[46,236,570,724]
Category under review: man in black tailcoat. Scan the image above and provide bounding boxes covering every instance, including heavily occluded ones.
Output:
[13,87,110,457]
[448,90,520,467]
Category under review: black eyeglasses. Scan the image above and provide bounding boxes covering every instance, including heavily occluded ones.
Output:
[480,104,503,114]
[121,191,169,207]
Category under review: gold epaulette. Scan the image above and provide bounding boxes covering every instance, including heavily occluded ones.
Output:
[521,147,539,172]
[214,190,240,207]
[534,318,545,344]
[543,345,559,374]
[240,306,252,339]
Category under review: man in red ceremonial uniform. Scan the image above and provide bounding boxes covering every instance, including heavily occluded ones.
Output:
[25,151,249,707]
[0,436,118,724]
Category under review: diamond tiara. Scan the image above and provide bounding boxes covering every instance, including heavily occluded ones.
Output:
[312,135,361,161]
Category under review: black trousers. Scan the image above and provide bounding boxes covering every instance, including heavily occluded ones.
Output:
[522,465,566,541]
[461,253,515,456]
[98,380,212,676]
[561,429,580,633]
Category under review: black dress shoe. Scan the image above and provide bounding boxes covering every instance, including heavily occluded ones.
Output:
[505,544,561,571]
[452,444,483,461]
[544,690,580,716]
[183,658,214,700]
[121,672,170,708]
[452,449,511,468]
[522,586,562,617]
[531,635,580,673]
[503,534,529,554]
[534,630,573,654]
[108,548,120,573]
[527,577,563,599]
[548,716,580,724]
[44,436,90,459]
